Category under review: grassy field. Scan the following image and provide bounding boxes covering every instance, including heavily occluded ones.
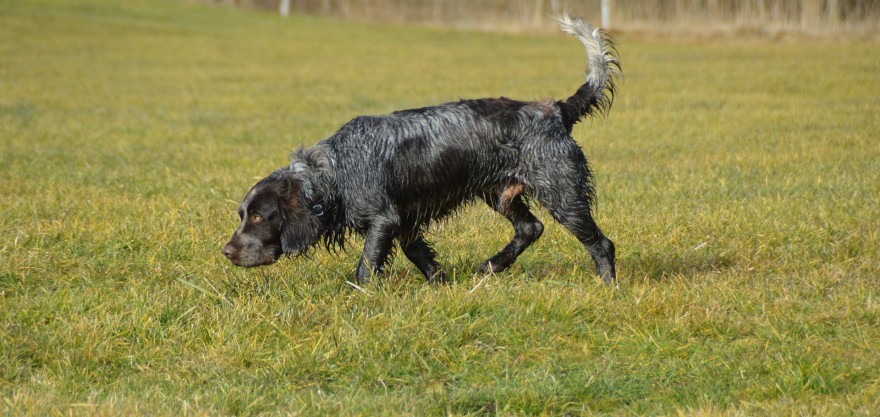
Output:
[2,0,879,415]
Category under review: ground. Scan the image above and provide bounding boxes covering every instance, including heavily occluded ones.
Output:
[1,0,879,415]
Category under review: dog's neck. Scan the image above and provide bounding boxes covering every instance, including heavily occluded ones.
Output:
[288,145,346,246]
[290,144,336,197]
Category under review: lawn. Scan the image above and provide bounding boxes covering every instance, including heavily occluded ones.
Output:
[1,0,879,415]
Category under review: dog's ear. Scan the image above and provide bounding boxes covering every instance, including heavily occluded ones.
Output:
[277,176,322,255]
[279,207,311,255]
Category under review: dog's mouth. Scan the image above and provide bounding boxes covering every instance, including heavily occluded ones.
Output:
[229,256,278,268]
[223,244,282,268]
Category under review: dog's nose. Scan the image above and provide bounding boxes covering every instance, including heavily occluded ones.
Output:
[222,244,235,259]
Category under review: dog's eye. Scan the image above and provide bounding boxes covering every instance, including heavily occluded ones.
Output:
[249,213,264,223]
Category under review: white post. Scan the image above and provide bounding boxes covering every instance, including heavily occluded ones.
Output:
[828,0,840,28]
[279,0,290,16]
[601,0,611,29]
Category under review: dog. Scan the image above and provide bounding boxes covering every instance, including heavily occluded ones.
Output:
[222,16,620,284]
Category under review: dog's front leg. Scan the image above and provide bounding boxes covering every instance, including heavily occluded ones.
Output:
[402,235,447,284]
[354,218,397,284]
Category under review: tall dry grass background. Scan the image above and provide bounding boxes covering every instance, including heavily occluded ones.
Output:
[209,0,880,34]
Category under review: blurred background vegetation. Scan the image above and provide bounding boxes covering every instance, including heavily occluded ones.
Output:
[196,0,880,35]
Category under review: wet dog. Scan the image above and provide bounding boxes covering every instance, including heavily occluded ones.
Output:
[223,16,620,284]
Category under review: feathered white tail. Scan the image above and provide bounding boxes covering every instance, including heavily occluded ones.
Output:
[556,15,620,130]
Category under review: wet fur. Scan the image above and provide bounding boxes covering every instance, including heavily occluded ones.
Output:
[223,16,620,284]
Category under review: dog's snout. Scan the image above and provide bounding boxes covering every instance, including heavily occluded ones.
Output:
[222,243,236,259]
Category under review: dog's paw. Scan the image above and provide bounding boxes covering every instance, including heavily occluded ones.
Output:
[478,260,506,274]
[428,270,449,285]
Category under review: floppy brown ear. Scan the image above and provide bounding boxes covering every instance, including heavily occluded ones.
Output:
[278,179,322,255]
[279,216,312,255]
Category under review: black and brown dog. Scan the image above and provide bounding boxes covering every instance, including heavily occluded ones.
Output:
[223,16,620,284]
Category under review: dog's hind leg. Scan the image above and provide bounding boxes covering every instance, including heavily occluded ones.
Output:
[557,208,616,284]
[542,191,616,284]
[529,147,616,284]
[479,187,544,274]
[401,235,447,284]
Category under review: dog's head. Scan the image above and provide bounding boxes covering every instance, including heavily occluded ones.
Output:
[222,149,335,267]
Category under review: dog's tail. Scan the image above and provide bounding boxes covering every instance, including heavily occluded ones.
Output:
[556,15,620,131]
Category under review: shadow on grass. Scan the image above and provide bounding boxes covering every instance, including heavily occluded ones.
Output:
[213,244,741,294]
[625,249,739,282]
[429,242,742,285]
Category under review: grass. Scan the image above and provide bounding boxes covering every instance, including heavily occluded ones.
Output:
[1,0,879,415]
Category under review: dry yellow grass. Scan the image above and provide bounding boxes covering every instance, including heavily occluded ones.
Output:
[1,0,879,415]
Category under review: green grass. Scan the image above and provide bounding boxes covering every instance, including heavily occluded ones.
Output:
[2,0,879,415]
